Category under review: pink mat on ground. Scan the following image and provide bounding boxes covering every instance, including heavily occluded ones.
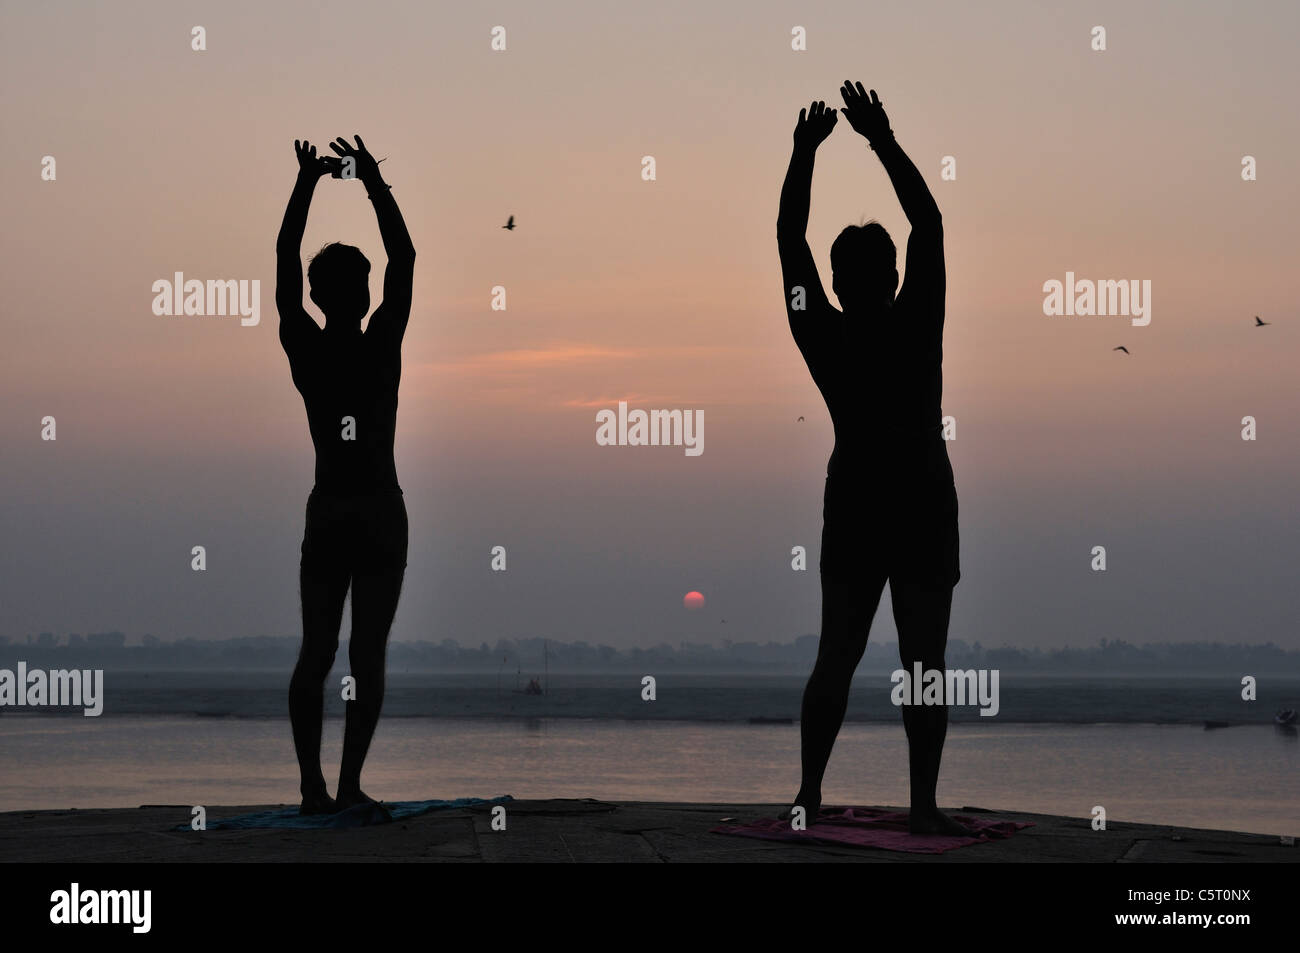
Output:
[712,807,1034,854]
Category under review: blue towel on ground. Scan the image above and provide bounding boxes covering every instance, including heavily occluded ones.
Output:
[181,795,513,831]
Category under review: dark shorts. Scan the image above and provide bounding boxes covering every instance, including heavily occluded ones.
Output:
[819,476,960,587]
[300,486,409,575]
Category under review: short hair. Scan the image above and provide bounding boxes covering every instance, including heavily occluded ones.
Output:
[306,242,370,291]
[830,221,896,276]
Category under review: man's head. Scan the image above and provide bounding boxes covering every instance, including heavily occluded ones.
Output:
[830,221,898,313]
[307,242,371,325]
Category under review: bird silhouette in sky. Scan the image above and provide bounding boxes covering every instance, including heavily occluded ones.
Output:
[502,215,516,231]
[1113,346,1129,354]
[1254,315,1269,326]
[797,415,805,422]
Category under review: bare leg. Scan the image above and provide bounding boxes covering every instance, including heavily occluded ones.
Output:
[788,573,888,820]
[290,561,349,813]
[891,576,968,835]
[336,565,405,807]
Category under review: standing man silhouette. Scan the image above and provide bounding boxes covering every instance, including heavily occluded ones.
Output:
[277,136,416,814]
[778,84,967,835]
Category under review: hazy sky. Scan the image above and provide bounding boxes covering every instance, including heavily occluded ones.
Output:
[2,0,1297,652]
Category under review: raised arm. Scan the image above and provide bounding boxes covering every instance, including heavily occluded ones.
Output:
[329,135,416,342]
[276,140,333,350]
[778,102,840,351]
[839,82,941,229]
[840,82,944,319]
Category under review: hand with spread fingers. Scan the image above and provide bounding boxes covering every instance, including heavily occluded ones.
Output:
[839,81,892,144]
[793,100,839,152]
[328,134,382,186]
[294,139,340,180]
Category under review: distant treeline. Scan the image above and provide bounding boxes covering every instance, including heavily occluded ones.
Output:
[2,632,1297,674]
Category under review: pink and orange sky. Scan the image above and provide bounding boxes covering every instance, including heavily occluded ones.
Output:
[2,0,1297,650]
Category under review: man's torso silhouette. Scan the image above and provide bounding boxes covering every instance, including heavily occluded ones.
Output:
[788,236,958,585]
[283,320,407,571]
[286,323,401,492]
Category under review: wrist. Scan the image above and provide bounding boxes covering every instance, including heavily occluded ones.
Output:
[868,131,897,151]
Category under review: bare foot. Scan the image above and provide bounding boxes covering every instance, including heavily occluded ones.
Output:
[299,791,340,816]
[335,787,378,810]
[778,790,821,824]
[909,807,973,836]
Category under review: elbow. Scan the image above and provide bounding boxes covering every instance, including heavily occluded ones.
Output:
[912,211,942,233]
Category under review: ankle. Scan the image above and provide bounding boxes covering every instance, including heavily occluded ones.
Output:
[301,779,329,799]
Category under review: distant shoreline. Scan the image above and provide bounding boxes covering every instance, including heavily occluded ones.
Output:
[5,662,1300,677]
[5,634,1299,677]
[4,671,1296,725]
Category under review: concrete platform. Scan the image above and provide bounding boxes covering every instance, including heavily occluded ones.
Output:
[0,800,1294,863]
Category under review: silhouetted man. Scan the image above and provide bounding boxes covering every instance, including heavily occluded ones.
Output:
[277,136,416,814]
[778,84,966,835]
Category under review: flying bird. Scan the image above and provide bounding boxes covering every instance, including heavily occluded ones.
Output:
[1113,346,1129,354]
[1255,315,1269,326]
[797,416,805,422]
[502,215,516,231]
